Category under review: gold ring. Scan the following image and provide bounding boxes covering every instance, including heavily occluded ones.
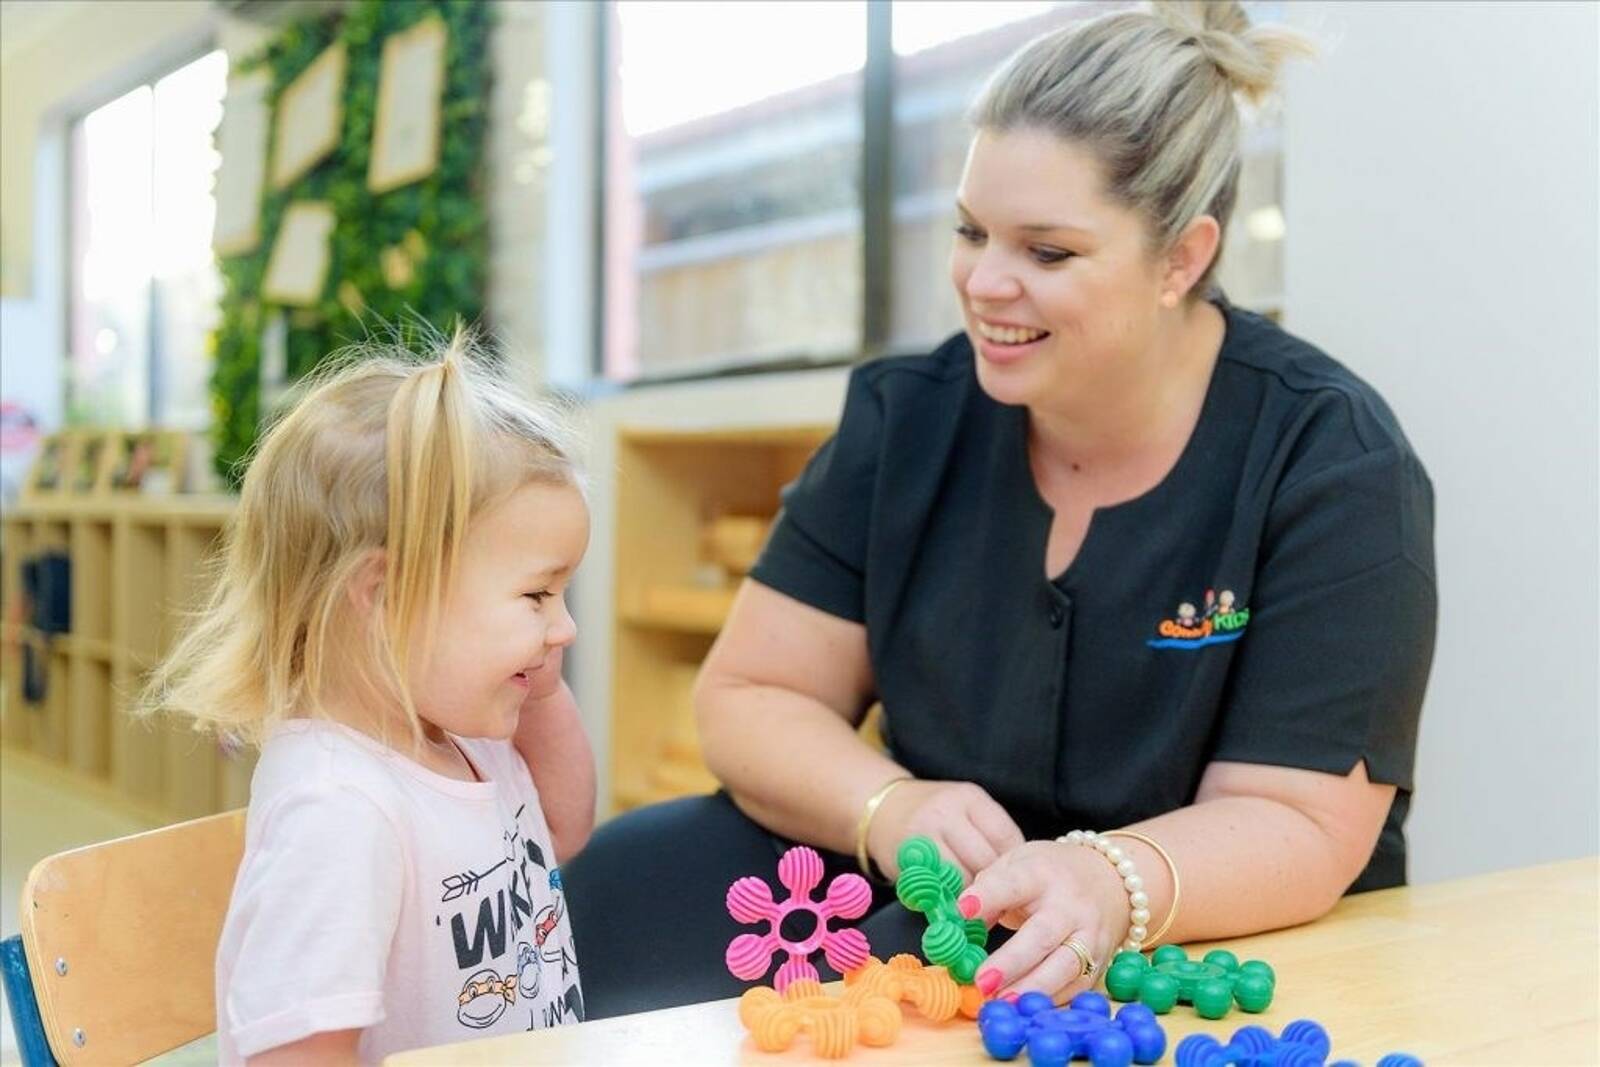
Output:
[1063,937,1097,981]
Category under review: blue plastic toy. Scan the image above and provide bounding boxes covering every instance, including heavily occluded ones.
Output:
[1176,1020,1327,1067]
[978,990,1166,1067]
[1174,1019,1424,1067]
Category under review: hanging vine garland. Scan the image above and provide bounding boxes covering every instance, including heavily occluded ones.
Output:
[210,0,491,485]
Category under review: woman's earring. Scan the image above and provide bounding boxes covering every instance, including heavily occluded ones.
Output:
[1160,291,1180,309]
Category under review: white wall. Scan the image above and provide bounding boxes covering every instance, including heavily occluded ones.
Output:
[1282,2,1599,881]
[0,122,68,452]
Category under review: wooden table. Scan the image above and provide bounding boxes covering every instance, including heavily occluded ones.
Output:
[389,857,1599,1065]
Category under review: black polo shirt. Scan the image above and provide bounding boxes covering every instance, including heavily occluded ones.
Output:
[749,302,1437,892]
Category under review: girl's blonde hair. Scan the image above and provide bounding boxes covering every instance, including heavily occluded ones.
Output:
[140,327,582,747]
[970,0,1315,296]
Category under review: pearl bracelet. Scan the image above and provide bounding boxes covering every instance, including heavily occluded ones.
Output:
[1057,829,1152,952]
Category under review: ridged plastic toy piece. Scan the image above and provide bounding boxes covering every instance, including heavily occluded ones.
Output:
[959,983,991,1019]
[842,953,962,1021]
[1104,945,1275,1019]
[894,836,989,983]
[726,845,873,991]
[1279,1020,1332,1060]
[738,977,902,1059]
[978,990,1166,1066]
[1175,1018,1337,1067]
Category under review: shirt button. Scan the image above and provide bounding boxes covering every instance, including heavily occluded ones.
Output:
[1048,604,1064,628]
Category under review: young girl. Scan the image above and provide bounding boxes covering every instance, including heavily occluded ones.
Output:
[142,334,594,1064]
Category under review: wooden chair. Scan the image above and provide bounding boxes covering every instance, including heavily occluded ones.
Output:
[1,809,245,1065]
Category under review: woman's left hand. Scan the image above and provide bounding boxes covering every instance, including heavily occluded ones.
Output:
[957,839,1133,1001]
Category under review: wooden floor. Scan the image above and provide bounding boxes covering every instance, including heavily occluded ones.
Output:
[0,745,215,1065]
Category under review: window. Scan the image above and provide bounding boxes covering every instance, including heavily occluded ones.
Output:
[596,1,1290,382]
[888,2,1084,349]
[68,49,228,429]
[602,1,866,381]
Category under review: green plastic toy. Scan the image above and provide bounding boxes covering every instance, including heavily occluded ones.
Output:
[893,836,989,984]
[1104,945,1275,1019]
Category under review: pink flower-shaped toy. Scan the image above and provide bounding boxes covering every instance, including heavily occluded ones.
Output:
[726,845,873,991]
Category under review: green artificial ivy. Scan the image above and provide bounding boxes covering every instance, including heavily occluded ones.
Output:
[211,0,491,485]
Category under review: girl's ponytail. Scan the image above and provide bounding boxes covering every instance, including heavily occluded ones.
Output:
[383,328,475,701]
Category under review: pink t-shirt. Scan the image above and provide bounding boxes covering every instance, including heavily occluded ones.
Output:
[215,719,582,1064]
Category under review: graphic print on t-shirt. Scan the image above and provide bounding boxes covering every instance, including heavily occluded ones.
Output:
[1147,587,1250,649]
[439,803,583,1032]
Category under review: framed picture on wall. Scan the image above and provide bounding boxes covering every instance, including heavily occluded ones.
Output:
[214,70,272,256]
[71,432,111,494]
[262,201,337,306]
[22,433,69,498]
[271,41,346,190]
[368,16,448,194]
[108,431,187,494]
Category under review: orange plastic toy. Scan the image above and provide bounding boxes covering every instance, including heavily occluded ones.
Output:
[739,978,902,1058]
[841,953,966,1022]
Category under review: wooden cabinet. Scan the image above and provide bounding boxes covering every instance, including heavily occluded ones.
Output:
[1,496,251,822]
[609,426,831,813]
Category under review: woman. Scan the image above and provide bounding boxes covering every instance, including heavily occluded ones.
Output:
[566,0,1435,1017]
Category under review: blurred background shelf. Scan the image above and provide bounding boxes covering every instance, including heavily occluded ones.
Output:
[621,585,738,634]
[1,495,253,826]
[609,424,830,814]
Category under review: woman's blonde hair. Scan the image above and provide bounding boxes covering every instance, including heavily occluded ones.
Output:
[970,0,1314,296]
[139,327,583,747]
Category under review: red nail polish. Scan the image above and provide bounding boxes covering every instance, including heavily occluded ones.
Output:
[976,968,1002,996]
[958,893,980,919]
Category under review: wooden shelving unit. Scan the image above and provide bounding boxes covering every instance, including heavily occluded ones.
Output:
[1,494,252,824]
[610,425,832,813]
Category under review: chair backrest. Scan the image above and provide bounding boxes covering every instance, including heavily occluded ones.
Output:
[18,808,246,1065]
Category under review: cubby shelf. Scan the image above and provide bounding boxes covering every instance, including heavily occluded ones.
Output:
[1,495,255,822]
[609,425,832,814]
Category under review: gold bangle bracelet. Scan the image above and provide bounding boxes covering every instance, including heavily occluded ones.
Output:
[1102,829,1181,947]
[854,776,913,882]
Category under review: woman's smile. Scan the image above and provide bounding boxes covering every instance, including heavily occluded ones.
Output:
[972,315,1053,365]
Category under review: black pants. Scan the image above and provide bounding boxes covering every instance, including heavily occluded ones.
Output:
[563,792,928,1019]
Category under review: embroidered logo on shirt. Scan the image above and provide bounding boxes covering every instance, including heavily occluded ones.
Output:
[1147,587,1250,649]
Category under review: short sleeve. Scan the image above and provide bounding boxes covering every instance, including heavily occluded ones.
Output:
[220,786,405,1059]
[747,367,885,622]
[1212,447,1437,789]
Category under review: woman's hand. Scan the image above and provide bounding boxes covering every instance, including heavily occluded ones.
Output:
[866,779,1026,883]
[957,840,1132,1001]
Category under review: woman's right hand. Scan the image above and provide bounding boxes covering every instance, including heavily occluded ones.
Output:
[866,779,1026,883]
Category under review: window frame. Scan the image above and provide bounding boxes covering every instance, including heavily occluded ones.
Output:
[592,0,906,388]
[64,37,225,429]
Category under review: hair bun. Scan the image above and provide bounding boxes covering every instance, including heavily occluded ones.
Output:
[1152,0,1314,105]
